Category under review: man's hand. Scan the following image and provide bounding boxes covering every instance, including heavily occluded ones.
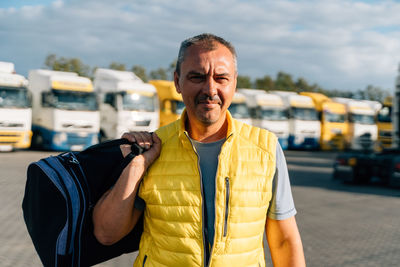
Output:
[121,131,161,169]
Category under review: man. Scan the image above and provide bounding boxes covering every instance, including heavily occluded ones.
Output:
[93,33,305,267]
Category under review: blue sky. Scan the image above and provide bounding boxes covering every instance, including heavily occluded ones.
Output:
[1,0,400,92]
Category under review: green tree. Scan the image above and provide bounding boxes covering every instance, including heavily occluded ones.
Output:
[275,71,295,91]
[109,62,126,71]
[150,67,168,81]
[44,54,91,77]
[236,75,252,89]
[295,77,310,92]
[132,65,148,82]
[361,85,390,102]
[255,75,274,91]
[167,60,177,81]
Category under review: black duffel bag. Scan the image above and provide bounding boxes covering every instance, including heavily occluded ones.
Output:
[22,139,144,267]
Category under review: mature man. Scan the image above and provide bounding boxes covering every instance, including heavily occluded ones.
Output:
[93,33,305,267]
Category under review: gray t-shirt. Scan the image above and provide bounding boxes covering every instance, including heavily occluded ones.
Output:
[134,139,297,246]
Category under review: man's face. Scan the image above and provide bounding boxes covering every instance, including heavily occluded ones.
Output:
[174,43,237,126]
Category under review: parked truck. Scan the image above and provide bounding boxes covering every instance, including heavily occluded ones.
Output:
[94,68,159,140]
[332,97,377,150]
[228,92,252,125]
[272,91,320,150]
[333,64,400,186]
[149,80,185,127]
[376,96,392,151]
[300,92,348,150]
[238,88,289,149]
[29,69,100,151]
[0,62,32,151]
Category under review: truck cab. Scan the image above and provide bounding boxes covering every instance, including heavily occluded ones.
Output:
[333,97,377,150]
[238,89,289,150]
[376,97,392,151]
[149,80,185,127]
[94,69,159,140]
[273,91,320,150]
[300,92,348,150]
[228,92,252,125]
[0,62,32,151]
[29,69,100,151]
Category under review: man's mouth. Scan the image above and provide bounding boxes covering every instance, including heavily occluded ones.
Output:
[196,95,222,106]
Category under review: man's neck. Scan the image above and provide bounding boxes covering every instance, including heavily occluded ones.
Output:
[185,116,228,143]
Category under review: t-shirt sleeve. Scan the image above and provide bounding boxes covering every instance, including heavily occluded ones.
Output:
[267,142,297,220]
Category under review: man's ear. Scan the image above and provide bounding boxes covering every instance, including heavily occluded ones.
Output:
[174,71,181,94]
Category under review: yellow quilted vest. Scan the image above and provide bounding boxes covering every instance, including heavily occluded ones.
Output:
[134,111,277,267]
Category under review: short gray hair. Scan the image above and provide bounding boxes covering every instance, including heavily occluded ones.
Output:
[175,33,237,76]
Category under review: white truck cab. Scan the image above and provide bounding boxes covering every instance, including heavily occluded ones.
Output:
[29,69,100,151]
[0,62,32,151]
[238,89,289,149]
[272,91,321,149]
[228,92,252,125]
[94,68,159,140]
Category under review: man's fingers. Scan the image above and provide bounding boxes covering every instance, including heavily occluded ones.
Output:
[121,132,136,143]
[121,131,153,150]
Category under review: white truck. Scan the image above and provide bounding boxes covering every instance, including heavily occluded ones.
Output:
[29,69,100,151]
[94,68,159,140]
[238,89,289,149]
[0,62,32,151]
[228,92,252,125]
[332,97,377,150]
[272,91,321,149]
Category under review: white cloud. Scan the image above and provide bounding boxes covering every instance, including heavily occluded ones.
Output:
[1,0,400,91]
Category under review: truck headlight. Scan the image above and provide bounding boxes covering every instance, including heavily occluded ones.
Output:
[91,134,99,145]
[53,132,67,145]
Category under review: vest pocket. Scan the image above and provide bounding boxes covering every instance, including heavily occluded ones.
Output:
[223,177,230,237]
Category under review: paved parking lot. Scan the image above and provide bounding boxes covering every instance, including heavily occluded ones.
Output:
[0,150,399,266]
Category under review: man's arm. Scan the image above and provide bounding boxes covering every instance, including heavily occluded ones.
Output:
[266,216,306,267]
[92,132,161,245]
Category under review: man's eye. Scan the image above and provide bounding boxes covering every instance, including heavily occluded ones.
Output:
[189,76,204,82]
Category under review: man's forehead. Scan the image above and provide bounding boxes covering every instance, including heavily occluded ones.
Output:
[181,44,235,72]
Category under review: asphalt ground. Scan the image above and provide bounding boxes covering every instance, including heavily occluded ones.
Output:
[0,149,399,266]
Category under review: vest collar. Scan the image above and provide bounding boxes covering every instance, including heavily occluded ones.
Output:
[177,109,236,143]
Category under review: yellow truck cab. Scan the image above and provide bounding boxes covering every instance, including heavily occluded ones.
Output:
[376,96,393,150]
[149,80,184,127]
[300,92,348,150]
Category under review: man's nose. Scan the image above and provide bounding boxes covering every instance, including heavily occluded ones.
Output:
[202,76,218,96]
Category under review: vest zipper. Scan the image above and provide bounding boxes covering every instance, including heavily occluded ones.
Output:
[223,177,230,237]
[184,132,208,267]
[142,255,147,266]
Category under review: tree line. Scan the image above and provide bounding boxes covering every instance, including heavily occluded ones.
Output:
[44,54,392,102]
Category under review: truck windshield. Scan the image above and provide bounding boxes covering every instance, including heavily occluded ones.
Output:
[173,100,185,114]
[229,103,250,119]
[350,113,375,124]
[0,86,30,108]
[377,106,392,123]
[292,107,318,121]
[261,108,288,121]
[48,90,98,111]
[122,93,155,112]
[324,111,346,123]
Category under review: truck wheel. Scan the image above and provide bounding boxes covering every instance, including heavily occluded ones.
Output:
[352,167,370,184]
[31,132,43,150]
